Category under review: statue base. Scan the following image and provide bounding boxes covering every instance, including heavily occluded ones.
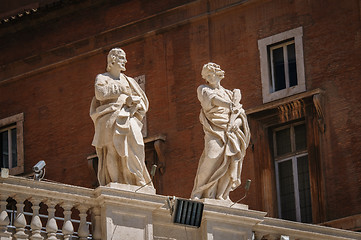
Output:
[199,198,248,210]
[106,182,156,194]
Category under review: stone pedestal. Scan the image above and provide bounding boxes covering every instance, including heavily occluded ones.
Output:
[199,198,248,210]
[199,200,264,240]
[152,198,265,240]
[94,184,265,240]
[94,184,162,240]
[106,182,156,194]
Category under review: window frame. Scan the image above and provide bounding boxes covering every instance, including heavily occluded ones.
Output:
[0,113,24,175]
[258,27,306,103]
[269,39,297,92]
[273,122,311,222]
[1,124,17,169]
[246,89,326,223]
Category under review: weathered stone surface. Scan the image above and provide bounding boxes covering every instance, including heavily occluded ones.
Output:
[90,48,153,188]
[191,63,250,201]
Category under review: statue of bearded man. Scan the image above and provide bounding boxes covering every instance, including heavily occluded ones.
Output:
[90,48,153,187]
[191,63,250,201]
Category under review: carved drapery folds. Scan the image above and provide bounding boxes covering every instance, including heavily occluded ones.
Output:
[87,134,167,188]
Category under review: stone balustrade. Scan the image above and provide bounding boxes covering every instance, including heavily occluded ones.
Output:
[0,176,95,240]
[1,175,360,240]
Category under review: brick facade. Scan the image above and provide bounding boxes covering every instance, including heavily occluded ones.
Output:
[0,0,360,227]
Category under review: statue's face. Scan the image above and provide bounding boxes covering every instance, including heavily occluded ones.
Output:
[203,65,224,84]
[114,53,127,72]
[214,66,225,79]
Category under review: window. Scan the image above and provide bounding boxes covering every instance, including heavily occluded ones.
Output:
[1,125,17,169]
[0,113,24,175]
[247,89,325,223]
[269,40,297,92]
[258,27,306,103]
[273,122,312,223]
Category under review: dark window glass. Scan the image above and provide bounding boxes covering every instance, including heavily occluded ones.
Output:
[278,160,296,221]
[272,47,286,91]
[11,128,17,168]
[1,131,9,168]
[297,155,312,223]
[287,43,298,87]
[294,124,307,151]
[275,128,291,156]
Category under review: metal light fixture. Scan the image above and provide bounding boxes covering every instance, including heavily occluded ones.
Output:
[230,179,251,207]
[135,164,157,192]
[166,197,204,228]
[33,160,46,181]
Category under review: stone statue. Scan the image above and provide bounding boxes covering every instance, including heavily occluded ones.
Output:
[191,63,250,201]
[90,48,153,187]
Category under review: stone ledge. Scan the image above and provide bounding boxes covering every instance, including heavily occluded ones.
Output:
[106,182,156,195]
[199,198,248,210]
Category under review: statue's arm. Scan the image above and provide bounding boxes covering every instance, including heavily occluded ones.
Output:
[198,85,232,109]
[94,74,122,101]
[212,95,232,108]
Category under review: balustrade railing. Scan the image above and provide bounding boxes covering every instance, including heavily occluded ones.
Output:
[1,175,361,240]
[0,176,98,240]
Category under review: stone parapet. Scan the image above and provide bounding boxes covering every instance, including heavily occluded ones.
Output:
[0,175,360,240]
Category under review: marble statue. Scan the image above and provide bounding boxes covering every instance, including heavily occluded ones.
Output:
[191,62,250,201]
[90,48,153,187]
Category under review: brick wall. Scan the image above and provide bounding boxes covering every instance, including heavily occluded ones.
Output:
[0,0,360,222]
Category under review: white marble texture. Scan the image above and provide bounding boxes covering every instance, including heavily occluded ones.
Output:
[191,63,251,201]
[90,48,153,187]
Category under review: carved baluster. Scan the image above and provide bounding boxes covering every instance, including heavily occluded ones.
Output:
[45,201,58,240]
[30,199,43,240]
[0,194,11,239]
[61,203,73,240]
[13,197,28,238]
[77,206,89,240]
[13,196,28,239]
[91,207,101,240]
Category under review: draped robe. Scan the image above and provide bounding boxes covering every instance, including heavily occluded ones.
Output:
[90,73,152,186]
[191,85,250,200]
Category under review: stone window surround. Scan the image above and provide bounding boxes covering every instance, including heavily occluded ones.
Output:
[258,26,306,103]
[246,88,326,223]
[0,113,24,175]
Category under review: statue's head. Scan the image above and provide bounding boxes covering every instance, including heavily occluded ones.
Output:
[106,48,127,72]
[201,62,225,83]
